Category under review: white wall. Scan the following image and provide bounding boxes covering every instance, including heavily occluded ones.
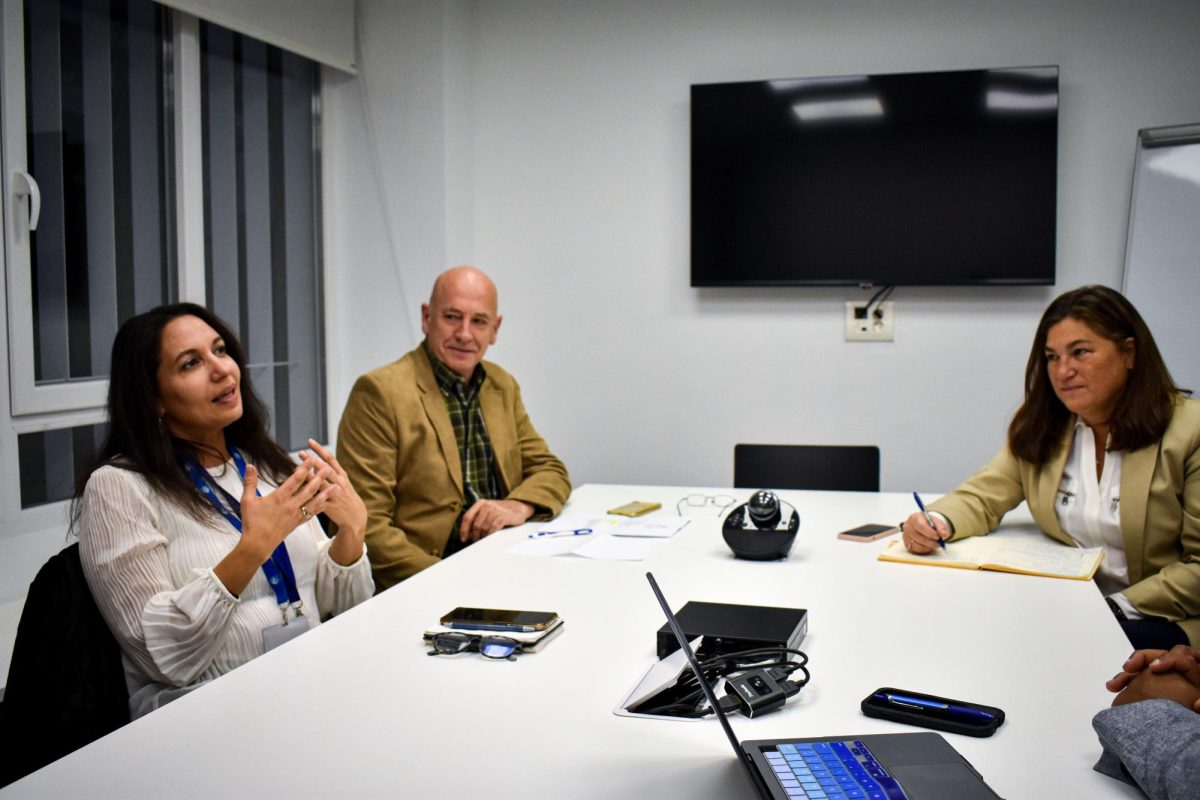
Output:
[327,0,1200,494]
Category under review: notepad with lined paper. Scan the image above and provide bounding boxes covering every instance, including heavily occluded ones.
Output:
[878,525,1104,581]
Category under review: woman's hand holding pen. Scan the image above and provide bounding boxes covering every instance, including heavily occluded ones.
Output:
[902,511,950,554]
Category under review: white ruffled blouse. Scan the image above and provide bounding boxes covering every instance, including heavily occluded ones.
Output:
[79,459,374,719]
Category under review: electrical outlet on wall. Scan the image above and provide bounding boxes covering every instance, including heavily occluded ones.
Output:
[844,301,894,342]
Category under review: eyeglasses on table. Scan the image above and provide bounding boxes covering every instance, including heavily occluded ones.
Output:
[676,493,736,516]
[427,631,522,660]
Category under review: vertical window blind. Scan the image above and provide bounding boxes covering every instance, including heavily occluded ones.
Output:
[200,21,324,452]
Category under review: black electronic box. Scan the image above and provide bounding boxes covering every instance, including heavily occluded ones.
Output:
[655,600,807,659]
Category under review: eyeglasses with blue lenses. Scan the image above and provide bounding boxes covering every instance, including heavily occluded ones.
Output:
[427,632,521,660]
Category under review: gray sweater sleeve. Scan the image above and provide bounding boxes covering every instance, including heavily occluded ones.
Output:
[1092,699,1200,800]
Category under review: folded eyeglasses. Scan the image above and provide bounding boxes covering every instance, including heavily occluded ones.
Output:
[427,631,522,660]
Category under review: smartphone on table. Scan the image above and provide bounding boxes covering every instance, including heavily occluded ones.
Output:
[836,523,898,542]
[439,607,559,632]
[608,501,662,517]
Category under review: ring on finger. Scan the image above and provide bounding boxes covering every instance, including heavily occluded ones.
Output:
[300,505,312,520]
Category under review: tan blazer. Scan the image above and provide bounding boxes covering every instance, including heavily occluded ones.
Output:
[930,397,1200,647]
[337,346,571,591]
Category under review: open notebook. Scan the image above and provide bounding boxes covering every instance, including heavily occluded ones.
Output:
[878,525,1103,581]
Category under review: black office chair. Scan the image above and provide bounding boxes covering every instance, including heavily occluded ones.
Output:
[0,542,129,787]
[733,444,880,492]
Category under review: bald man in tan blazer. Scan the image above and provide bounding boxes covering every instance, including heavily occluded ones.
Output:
[337,268,570,590]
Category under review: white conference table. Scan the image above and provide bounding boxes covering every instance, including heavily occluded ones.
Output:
[4,485,1143,799]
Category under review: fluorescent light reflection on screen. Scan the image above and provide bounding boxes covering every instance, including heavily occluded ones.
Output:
[769,76,871,93]
[986,89,1057,112]
[984,67,1057,115]
[791,97,884,122]
[767,76,884,124]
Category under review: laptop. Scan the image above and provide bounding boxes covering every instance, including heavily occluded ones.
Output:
[646,572,1002,800]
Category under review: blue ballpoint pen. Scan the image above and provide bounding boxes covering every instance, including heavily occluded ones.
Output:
[872,692,996,722]
[912,492,946,551]
[529,527,592,539]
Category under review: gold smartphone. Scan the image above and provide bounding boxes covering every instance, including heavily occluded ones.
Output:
[608,501,662,517]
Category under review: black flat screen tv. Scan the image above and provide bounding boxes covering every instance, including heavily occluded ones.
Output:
[690,65,1058,287]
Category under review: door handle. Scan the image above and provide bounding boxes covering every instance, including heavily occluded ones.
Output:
[13,170,41,231]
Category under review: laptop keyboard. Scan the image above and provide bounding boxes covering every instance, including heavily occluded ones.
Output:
[764,740,909,800]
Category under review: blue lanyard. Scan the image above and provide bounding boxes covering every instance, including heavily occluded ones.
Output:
[184,448,303,618]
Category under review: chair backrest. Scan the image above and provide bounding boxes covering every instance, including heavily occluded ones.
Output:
[0,542,128,787]
[733,444,880,492]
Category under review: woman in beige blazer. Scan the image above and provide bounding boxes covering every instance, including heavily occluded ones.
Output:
[903,286,1200,650]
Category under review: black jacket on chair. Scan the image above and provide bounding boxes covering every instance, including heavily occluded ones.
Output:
[0,542,129,787]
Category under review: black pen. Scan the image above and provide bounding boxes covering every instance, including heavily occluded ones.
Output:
[912,492,946,551]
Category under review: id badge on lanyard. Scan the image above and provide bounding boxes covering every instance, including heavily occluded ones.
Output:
[185,448,311,651]
[261,613,310,651]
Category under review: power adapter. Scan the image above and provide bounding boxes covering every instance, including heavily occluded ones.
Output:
[722,665,807,718]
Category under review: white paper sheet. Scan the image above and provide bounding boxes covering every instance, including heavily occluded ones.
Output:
[609,516,691,538]
[508,513,675,560]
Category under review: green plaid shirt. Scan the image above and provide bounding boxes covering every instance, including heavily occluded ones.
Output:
[425,343,501,553]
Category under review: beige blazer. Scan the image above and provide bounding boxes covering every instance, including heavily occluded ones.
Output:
[930,397,1200,647]
[337,346,571,591]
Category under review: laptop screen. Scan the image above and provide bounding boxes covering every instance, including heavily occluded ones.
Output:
[646,572,768,795]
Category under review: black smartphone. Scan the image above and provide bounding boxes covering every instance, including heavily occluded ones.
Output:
[837,523,898,543]
[439,607,559,632]
[861,687,1004,738]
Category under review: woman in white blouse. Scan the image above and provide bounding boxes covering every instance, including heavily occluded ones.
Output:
[75,303,374,718]
[902,285,1200,651]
